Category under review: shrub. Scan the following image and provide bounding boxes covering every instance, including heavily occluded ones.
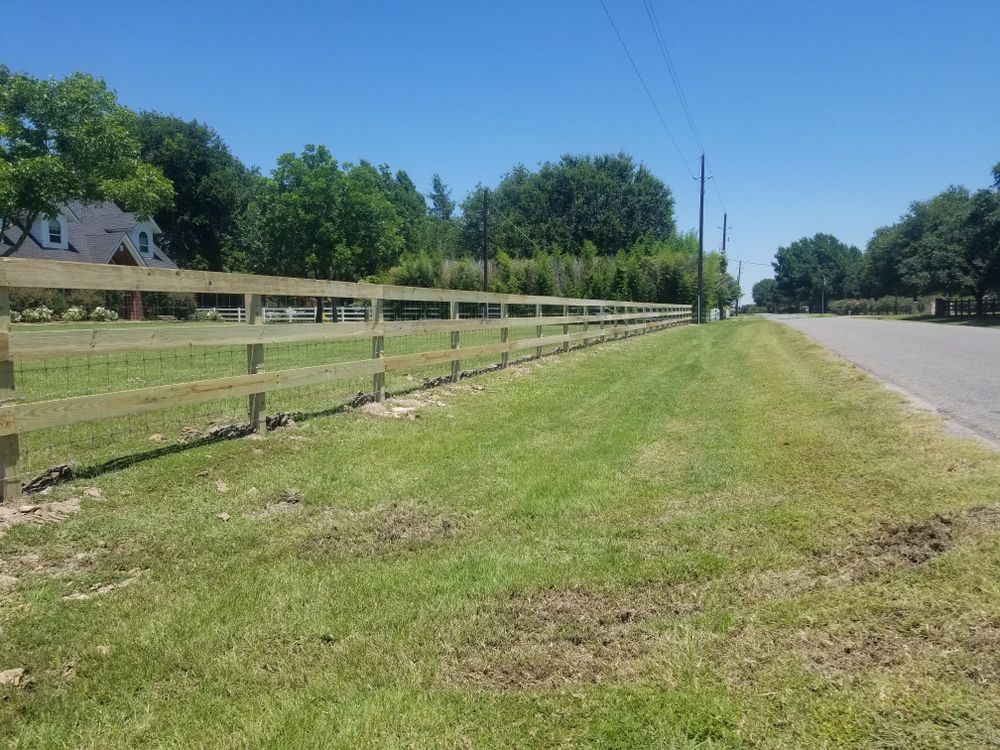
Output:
[61,306,87,322]
[167,293,197,321]
[20,306,54,323]
[47,290,68,316]
[10,288,52,312]
[193,309,223,322]
[67,289,111,310]
[11,311,22,324]
[90,306,119,322]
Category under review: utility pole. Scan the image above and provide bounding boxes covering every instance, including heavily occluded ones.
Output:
[481,187,490,294]
[734,259,742,317]
[720,212,728,319]
[696,153,705,324]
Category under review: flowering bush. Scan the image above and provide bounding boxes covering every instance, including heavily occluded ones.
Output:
[90,306,120,322]
[193,309,223,322]
[61,306,87,322]
[20,306,54,323]
[11,311,22,323]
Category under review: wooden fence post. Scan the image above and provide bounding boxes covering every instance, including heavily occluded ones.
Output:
[245,294,265,434]
[500,302,509,368]
[450,300,461,383]
[0,289,20,503]
[582,305,590,347]
[562,304,570,353]
[371,296,385,402]
[535,303,543,358]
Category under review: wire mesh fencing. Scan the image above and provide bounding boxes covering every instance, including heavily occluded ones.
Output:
[0,258,691,497]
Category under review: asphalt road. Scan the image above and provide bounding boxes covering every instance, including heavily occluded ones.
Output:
[772,315,1000,445]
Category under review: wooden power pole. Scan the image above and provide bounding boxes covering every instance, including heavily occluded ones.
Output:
[481,187,489,293]
[697,153,705,324]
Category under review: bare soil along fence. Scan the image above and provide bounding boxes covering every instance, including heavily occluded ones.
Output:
[0,258,690,501]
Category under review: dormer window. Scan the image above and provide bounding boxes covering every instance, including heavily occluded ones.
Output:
[47,218,62,246]
[138,231,150,256]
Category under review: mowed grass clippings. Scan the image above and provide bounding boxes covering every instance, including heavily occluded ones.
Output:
[2,318,1000,748]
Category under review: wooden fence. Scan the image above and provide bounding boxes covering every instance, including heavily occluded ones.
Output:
[933,297,1000,317]
[0,258,691,501]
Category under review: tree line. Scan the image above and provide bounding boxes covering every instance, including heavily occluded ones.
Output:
[753,164,1000,315]
[1,66,737,311]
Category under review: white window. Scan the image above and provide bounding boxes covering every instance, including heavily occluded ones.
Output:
[47,218,62,246]
[138,231,150,256]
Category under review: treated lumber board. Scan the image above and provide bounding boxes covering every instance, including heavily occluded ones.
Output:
[9,311,689,360]
[0,358,383,436]
[371,297,385,402]
[0,258,692,313]
[246,294,265,434]
[0,258,382,299]
[449,301,460,383]
[9,321,378,358]
[0,289,19,501]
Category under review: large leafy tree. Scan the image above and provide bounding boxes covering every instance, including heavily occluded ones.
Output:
[773,233,862,310]
[860,225,909,299]
[460,153,675,257]
[255,146,405,280]
[752,278,780,311]
[862,177,1000,315]
[132,112,253,270]
[0,66,172,250]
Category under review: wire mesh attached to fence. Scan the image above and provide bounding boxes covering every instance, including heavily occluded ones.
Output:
[0,258,691,498]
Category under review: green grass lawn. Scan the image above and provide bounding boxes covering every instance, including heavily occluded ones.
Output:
[3,318,1000,748]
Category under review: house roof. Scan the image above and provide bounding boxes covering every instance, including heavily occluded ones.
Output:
[0,201,176,269]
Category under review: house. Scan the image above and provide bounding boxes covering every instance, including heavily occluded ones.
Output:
[0,201,177,319]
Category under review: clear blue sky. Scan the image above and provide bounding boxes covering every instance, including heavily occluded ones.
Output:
[5,0,999,299]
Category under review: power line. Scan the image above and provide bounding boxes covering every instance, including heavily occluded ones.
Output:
[642,0,703,153]
[706,158,728,216]
[597,0,695,179]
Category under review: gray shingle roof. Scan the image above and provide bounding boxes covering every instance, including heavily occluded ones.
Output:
[0,201,177,269]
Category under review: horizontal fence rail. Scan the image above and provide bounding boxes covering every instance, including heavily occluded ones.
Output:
[0,258,691,500]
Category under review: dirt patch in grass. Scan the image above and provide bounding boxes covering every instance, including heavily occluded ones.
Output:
[722,506,1000,686]
[302,502,463,557]
[725,605,1000,688]
[63,568,142,601]
[0,497,81,537]
[829,508,994,581]
[0,542,116,600]
[742,504,1000,601]
[353,393,449,421]
[245,487,306,520]
[446,581,705,689]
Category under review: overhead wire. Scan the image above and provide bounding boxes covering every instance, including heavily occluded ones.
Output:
[642,0,703,154]
[641,1,730,221]
[597,0,696,180]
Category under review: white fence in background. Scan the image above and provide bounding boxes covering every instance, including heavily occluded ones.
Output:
[196,306,368,323]
[196,304,505,323]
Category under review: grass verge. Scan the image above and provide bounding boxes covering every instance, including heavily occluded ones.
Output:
[2,318,1000,748]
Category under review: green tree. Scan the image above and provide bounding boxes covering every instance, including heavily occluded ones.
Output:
[255,146,405,280]
[752,278,780,312]
[773,233,862,311]
[860,225,909,300]
[460,153,674,257]
[535,251,555,295]
[0,66,172,250]
[133,112,253,269]
[428,174,455,220]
